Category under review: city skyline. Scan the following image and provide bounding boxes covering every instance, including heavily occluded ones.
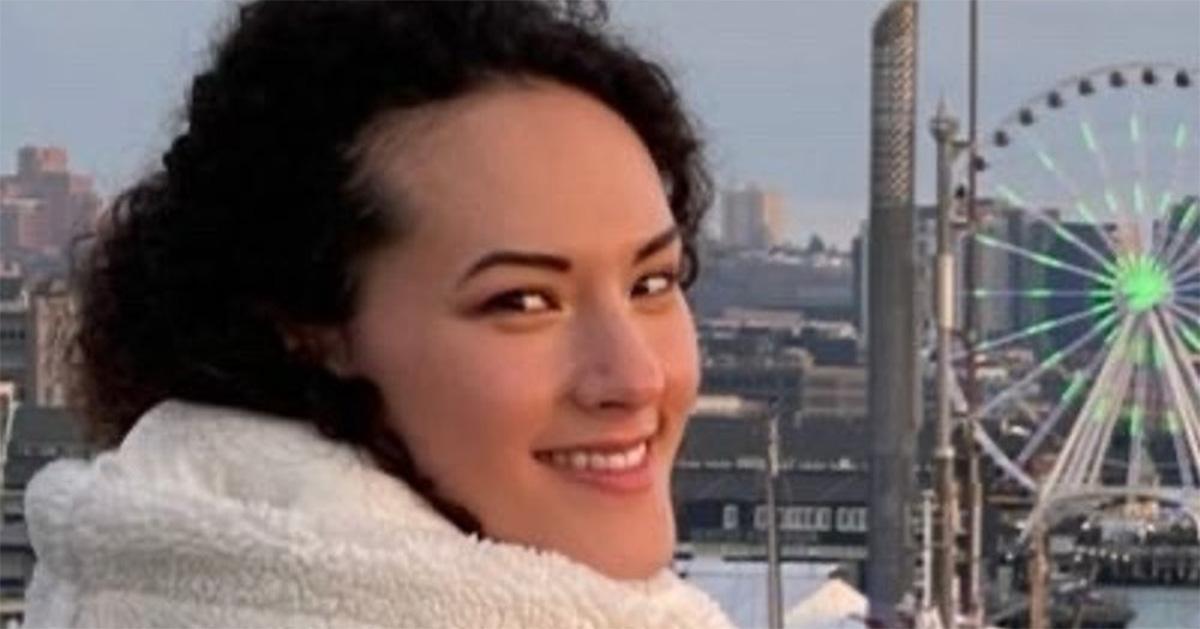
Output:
[3,0,1197,247]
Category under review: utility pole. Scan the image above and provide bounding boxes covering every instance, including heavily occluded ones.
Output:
[930,98,962,629]
[921,489,935,611]
[963,1,986,625]
[1028,522,1048,629]
[765,408,783,629]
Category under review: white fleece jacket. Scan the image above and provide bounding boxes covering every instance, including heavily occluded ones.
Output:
[23,400,735,629]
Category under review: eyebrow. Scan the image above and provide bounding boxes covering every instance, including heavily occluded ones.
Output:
[458,224,680,286]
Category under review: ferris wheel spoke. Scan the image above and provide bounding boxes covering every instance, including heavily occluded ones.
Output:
[1071,114,1124,224]
[973,426,1036,492]
[1148,312,1200,485]
[1165,301,1200,335]
[1166,408,1199,488]
[971,288,1114,299]
[1030,319,1132,516]
[1167,226,1200,273]
[1079,321,1144,488]
[970,310,1120,421]
[1052,318,1137,489]
[1168,245,1200,281]
[1159,197,1199,265]
[1165,121,1192,209]
[955,302,1117,360]
[1158,313,1200,430]
[1128,101,1151,215]
[973,232,1116,286]
[1127,102,1151,237]
[1154,314,1200,488]
[1151,121,1192,221]
[1173,276,1200,296]
[1081,349,1137,487]
[1078,115,1115,188]
[1015,344,1110,467]
[1124,348,1151,488]
[987,166,1123,261]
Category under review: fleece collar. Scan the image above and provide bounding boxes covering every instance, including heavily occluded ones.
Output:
[25,400,733,628]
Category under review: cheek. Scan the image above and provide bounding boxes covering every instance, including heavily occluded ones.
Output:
[656,307,701,417]
[355,320,558,466]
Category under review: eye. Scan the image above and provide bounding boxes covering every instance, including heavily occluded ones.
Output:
[480,289,558,314]
[631,270,679,298]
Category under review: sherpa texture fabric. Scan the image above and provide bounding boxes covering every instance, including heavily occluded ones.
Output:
[23,400,735,629]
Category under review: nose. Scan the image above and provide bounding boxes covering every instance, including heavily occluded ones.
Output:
[570,305,666,413]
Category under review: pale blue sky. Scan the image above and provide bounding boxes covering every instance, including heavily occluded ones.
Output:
[2,0,1198,246]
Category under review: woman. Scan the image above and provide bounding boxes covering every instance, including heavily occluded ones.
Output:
[23,1,734,627]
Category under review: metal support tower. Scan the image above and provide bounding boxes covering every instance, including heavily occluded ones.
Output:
[962,1,986,624]
[930,99,962,629]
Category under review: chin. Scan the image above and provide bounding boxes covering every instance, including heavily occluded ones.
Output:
[583,519,676,581]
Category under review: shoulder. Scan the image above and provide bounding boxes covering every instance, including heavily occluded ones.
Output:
[21,400,460,625]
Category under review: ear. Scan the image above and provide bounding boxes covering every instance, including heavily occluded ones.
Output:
[282,324,357,378]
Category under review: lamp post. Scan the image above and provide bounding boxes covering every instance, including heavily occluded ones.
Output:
[930,99,966,629]
[764,404,783,629]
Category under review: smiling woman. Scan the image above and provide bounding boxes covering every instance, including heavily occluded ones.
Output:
[20,1,732,628]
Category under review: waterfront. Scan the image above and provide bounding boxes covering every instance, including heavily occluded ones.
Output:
[1113,587,1200,629]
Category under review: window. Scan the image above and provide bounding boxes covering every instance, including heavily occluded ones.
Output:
[782,507,805,531]
[836,507,868,532]
[722,504,739,530]
[816,507,832,531]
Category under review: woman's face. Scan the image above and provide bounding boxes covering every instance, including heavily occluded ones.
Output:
[339,81,700,579]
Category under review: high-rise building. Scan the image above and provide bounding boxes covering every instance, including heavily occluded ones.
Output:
[0,146,101,260]
[720,184,786,250]
[29,278,76,407]
[0,263,28,400]
[851,221,868,341]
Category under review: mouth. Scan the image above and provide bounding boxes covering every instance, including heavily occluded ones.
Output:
[532,438,655,494]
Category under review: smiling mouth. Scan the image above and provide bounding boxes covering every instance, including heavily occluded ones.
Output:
[533,439,655,493]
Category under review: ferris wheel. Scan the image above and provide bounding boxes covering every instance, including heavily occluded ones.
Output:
[955,62,1200,527]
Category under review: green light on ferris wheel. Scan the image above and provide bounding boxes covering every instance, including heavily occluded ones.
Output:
[1183,326,1200,352]
[1112,254,1172,312]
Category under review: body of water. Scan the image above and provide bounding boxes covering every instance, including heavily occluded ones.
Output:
[1110,586,1200,629]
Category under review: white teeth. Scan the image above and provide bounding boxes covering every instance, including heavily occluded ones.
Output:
[542,440,649,472]
[625,442,647,467]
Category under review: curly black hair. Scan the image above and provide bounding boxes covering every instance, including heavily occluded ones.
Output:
[73,0,710,533]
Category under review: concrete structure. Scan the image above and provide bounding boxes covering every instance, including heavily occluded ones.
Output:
[28,279,76,407]
[0,262,76,408]
[698,313,864,422]
[690,249,856,321]
[720,184,786,250]
[0,264,29,401]
[802,365,867,420]
[864,1,918,623]
[674,396,870,565]
[851,223,869,341]
[0,146,101,260]
[0,405,90,625]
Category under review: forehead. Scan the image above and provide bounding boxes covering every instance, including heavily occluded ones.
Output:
[357,80,674,257]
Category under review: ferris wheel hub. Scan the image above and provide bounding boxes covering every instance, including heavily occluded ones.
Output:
[1112,253,1172,312]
